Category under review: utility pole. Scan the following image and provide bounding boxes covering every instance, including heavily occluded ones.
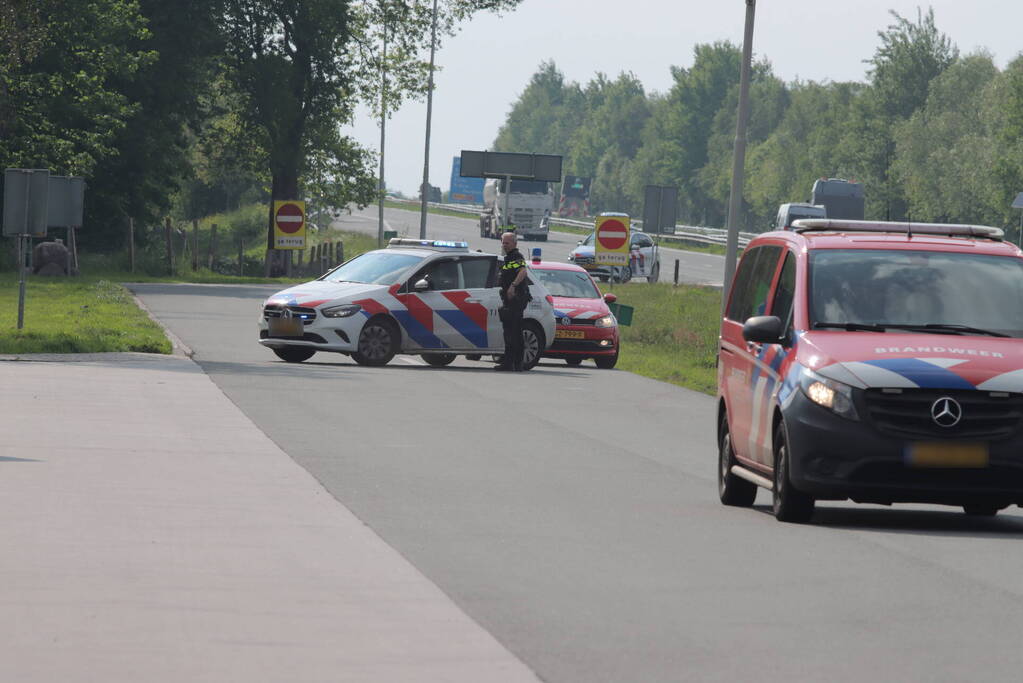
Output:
[723,0,756,314]
[377,9,388,248]
[419,0,439,239]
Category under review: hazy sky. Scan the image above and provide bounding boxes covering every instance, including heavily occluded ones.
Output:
[345,1,1023,196]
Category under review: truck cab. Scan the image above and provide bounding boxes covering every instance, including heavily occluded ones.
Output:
[479,178,555,241]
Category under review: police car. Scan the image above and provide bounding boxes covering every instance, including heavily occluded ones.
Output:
[258,239,557,369]
[568,222,660,283]
[718,219,1023,522]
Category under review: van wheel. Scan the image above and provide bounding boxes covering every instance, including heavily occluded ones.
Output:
[594,349,618,369]
[565,357,583,366]
[719,415,756,507]
[352,318,398,366]
[521,323,545,370]
[772,422,815,523]
[466,354,482,361]
[423,353,456,367]
[273,346,316,363]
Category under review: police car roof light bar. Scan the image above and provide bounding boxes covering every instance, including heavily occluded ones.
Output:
[790,219,1004,241]
[387,238,469,250]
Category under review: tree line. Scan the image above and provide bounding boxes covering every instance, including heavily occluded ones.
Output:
[0,0,520,256]
[493,8,1023,235]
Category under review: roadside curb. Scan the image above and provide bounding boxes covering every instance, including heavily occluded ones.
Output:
[127,287,194,358]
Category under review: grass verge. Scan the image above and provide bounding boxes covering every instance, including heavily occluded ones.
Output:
[0,277,172,354]
[600,281,721,395]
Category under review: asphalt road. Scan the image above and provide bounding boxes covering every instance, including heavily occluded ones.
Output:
[132,282,1023,683]
[335,205,726,287]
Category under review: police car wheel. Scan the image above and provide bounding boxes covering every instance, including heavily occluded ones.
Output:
[352,318,397,366]
[273,346,316,363]
[521,323,545,370]
[718,415,756,507]
[772,423,815,523]
[594,349,618,369]
[423,353,456,367]
[565,357,583,366]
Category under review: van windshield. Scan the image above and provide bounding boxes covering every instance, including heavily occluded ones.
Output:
[809,249,1023,337]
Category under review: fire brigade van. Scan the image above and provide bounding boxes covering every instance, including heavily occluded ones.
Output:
[718,219,1023,522]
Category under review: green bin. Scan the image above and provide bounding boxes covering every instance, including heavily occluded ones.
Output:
[383,230,398,240]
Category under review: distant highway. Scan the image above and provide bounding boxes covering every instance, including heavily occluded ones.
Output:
[333,205,726,287]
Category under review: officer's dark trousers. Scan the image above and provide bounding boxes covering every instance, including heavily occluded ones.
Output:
[499,305,524,368]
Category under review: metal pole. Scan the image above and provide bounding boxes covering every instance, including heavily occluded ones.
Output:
[418,0,439,239]
[1018,210,1022,248]
[722,0,756,314]
[377,12,388,248]
[504,174,511,232]
[17,235,26,329]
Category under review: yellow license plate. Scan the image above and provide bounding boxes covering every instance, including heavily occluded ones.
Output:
[556,330,585,339]
[906,442,989,468]
[268,317,304,337]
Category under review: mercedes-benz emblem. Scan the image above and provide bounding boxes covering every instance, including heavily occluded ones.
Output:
[281,307,293,319]
[931,397,962,428]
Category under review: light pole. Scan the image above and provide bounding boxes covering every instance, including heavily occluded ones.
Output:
[723,0,756,314]
[419,0,439,239]
[377,7,388,248]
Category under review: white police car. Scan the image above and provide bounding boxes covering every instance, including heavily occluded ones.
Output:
[258,238,557,369]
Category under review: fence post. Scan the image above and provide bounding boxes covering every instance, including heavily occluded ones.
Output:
[336,239,343,264]
[673,259,679,286]
[164,217,175,275]
[208,223,218,270]
[192,220,199,270]
[237,237,244,276]
[128,217,135,274]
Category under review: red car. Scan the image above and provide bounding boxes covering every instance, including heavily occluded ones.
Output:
[528,259,620,368]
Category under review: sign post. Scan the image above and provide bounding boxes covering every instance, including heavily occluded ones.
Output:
[4,169,50,329]
[272,200,307,250]
[1011,192,1023,247]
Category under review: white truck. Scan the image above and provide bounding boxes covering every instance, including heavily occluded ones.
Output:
[479,178,555,242]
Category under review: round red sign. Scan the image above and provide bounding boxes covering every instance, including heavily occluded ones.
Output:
[596,219,627,250]
[275,203,304,234]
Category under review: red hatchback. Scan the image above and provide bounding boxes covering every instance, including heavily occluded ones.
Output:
[529,260,620,368]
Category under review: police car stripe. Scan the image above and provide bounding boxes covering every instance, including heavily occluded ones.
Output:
[436,310,487,348]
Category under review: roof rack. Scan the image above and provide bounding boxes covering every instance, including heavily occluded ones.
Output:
[790,219,1004,241]
[387,238,469,251]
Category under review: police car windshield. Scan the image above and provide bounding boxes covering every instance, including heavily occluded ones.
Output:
[322,252,424,285]
[810,249,1023,337]
[534,268,601,298]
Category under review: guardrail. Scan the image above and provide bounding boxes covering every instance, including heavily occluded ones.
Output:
[385,197,754,248]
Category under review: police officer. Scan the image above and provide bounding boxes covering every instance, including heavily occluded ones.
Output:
[495,231,529,371]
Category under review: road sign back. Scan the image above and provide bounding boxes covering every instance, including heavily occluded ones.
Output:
[273,200,306,249]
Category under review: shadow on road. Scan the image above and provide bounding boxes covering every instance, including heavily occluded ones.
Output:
[754,503,1023,537]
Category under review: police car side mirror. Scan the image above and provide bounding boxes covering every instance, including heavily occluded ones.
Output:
[742,315,785,345]
[414,278,430,292]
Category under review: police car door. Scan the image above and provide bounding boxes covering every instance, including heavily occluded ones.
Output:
[404,257,464,351]
[629,232,651,278]
[454,255,500,351]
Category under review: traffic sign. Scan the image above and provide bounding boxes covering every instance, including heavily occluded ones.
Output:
[595,214,629,266]
[273,200,306,249]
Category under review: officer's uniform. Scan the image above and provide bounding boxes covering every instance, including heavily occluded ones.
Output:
[497,247,529,370]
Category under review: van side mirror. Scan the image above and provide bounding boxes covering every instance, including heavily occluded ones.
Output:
[604,293,617,304]
[742,316,785,345]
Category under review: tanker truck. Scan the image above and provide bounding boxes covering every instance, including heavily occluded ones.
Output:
[478,178,555,241]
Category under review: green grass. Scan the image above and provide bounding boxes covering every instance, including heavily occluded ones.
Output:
[601,281,722,395]
[0,277,172,354]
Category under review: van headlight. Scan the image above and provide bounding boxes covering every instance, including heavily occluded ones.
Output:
[595,315,616,328]
[800,369,859,420]
[321,304,362,318]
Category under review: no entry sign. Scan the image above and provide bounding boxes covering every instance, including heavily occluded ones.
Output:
[595,214,630,266]
[273,200,306,249]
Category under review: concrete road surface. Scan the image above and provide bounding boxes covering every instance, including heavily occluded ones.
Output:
[132,282,1023,683]
[335,205,726,287]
